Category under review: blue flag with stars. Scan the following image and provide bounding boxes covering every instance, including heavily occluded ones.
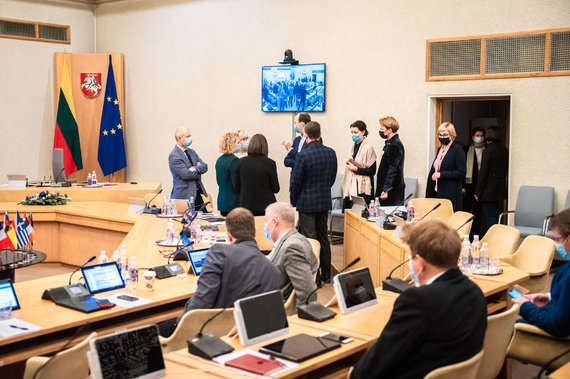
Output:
[98,55,127,176]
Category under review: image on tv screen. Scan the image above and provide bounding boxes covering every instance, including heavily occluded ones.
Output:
[262,63,325,112]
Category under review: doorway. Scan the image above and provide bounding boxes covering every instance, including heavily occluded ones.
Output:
[429,95,511,236]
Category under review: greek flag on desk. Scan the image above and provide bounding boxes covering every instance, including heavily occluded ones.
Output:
[97,55,127,177]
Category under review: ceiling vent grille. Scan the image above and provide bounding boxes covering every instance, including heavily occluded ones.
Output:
[0,18,69,44]
[427,28,570,81]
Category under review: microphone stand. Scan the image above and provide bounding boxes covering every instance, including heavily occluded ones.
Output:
[381,193,413,230]
[143,189,163,214]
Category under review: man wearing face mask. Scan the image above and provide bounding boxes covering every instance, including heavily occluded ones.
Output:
[512,209,570,337]
[462,127,485,236]
[349,220,487,379]
[265,202,318,304]
[375,116,405,206]
[169,127,208,207]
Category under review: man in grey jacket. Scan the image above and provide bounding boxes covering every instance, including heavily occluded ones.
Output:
[266,202,318,304]
[168,127,208,205]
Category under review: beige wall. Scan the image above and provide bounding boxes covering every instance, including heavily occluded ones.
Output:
[2,0,569,213]
[0,0,94,182]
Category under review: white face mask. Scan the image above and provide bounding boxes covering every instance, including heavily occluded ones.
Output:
[473,136,484,144]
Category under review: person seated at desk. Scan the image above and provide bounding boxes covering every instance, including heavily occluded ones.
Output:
[265,202,318,304]
[182,207,281,314]
[349,219,487,379]
[512,208,570,337]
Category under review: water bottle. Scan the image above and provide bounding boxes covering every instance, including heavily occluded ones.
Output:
[471,235,481,269]
[375,197,381,211]
[98,250,108,264]
[170,199,176,215]
[369,201,376,218]
[161,196,168,215]
[480,242,490,272]
[87,173,92,186]
[127,256,139,291]
[407,200,415,221]
[119,244,128,279]
[460,234,472,270]
[110,250,120,263]
[166,218,174,243]
[92,171,97,185]
[189,197,195,215]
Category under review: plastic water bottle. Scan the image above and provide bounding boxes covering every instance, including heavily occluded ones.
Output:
[87,173,92,186]
[127,256,138,291]
[480,242,490,271]
[119,244,128,279]
[166,218,174,243]
[189,197,195,215]
[407,200,415,221]
[110,250,120,263]
[375,197,381,211]
[98,250,108,264]
[369,201,376,218]
[161,196,168,215]
[460,234,472,270]
[472,235,481,269]
[170,200,176,215]
[191,220,202,245]
[92,171,97,185]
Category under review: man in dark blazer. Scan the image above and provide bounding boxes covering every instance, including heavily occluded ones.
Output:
[291,121,337,285]
[283,112,310,188]
[349,220,487,379]
[475,126,508,236]
[182,207,281,315]
[168,127,208,206]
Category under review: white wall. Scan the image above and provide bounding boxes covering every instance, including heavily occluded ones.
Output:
[2,0,569,212]
[0,0,94,182]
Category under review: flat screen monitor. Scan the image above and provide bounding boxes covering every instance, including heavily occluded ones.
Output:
[261,63,325,112]
[234,290,289,346]
[88,324,165,379]
[82,262,125,295]
[52,148,66,182]
[0,280,20,310]
[188,248,209,275]
[333,267,377,314]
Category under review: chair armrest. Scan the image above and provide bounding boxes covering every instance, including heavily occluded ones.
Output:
[513,322,570,340]
[23,357,50,379]
[499,210,515,225]
[331,196,343,209]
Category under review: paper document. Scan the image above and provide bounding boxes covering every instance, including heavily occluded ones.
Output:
[0,318,42,338]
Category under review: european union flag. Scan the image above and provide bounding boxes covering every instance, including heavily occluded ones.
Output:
[98,55,127,176]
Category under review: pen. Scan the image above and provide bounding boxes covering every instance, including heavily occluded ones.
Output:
[10,325,28,330]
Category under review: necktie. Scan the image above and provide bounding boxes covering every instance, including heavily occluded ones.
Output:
[184,149,194,166]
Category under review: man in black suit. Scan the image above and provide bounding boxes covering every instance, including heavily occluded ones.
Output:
[475,126,508,236]
[291,121,337,285]
[283,112,310,172]
[349,220,487,379]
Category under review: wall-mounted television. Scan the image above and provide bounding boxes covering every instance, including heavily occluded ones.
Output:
[261,63,325,112]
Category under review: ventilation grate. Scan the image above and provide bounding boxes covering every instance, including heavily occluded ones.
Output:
[429,39,481,77]
[485,34,545,74]
[0,18,69,44]
[0,20,35,38]
[38,24,68,42]
[550,31,570,72]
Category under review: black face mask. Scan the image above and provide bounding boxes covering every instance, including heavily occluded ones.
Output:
[379,130,388,139]
[438,137,451,145]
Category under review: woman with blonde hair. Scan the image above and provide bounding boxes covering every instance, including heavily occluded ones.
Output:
[215,132,240,216]
[426,122,466,211]
[234,129,249,158]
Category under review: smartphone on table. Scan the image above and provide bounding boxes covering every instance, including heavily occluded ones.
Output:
[318,332,354,344]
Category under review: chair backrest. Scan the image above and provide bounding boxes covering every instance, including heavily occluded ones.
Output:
[478,305,520,379]
[284,289,297,316]
[481,224,521,258]
[254,215,274,252]
[409,198,454,222]
[507,235,555,275]
[424,350,484,379]
[160,308,235,354]
[24,332,97,379]
[447,211,474,237]
[515,185,555,228]
[331,173,343,208]
[307,238,321,269]
[404,177,418,205]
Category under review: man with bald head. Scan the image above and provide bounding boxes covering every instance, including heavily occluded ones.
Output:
[169,127,208,206]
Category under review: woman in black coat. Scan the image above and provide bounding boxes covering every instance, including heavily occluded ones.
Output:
[426,122,467,212]
[236,134,279,216]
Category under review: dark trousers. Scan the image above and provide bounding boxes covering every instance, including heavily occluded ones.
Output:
[298,211,331,280]
[480,201,501,237]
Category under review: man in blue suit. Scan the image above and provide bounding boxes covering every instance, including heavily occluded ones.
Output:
[283,112,310,181]
[291,121,337,285]
[168,127,208,206]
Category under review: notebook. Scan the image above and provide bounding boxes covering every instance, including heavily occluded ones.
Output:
[225,353,284,376]
[82,262,125,295]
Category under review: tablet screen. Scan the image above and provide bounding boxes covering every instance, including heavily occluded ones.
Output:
[0,280,20,310]
[334,267,377,313]
[82,262,125,295]
[188,248,209,275]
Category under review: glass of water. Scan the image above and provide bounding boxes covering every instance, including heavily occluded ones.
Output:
[0,300,12,319]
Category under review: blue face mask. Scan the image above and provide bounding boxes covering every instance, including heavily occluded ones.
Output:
[235,144,241,153]
[184,137,193,147]
[556,243,568,260]
[264,223,272,241]
[409,259,420,287]
[352,134,361,142]
[294,125,300,133]
[242,140,249,150]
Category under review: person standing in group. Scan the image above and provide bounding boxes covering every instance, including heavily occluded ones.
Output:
[426,122,466,211]
[375,116,405,206]
[215,132,240,216]
[341,120,377,209]
[283,112,311,173]
[168,127,208,207]
[462,127,485,236]
[475,126,508,236]
[235,134,279,216]
[291,121,337,286]
[234,129,249,158]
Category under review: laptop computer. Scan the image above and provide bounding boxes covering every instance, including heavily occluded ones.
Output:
[0,279,21,311]
[188,248,209,275]
[88,324,166,379]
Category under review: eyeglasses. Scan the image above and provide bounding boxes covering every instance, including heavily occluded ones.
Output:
[553,234,569,244]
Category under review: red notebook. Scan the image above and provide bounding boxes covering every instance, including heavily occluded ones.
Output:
[225,353,285,376]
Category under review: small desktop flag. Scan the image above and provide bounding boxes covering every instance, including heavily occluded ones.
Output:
[4,212,17,251]
[24,213,35,245]
[54,54,83,176]
[0,222,13,251]
[97,55,127,177]
[16,212,30,248]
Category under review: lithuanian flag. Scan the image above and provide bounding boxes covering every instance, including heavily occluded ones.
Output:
[54,54,83,175]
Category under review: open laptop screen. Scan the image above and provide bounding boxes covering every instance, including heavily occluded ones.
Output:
[82,262,125,295]
[188,248,209,275]
[0,280,20,310]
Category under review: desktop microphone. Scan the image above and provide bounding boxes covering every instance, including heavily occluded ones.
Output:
[382,259,413,293]
[54,167,65,183]
[381,193,413,230]
[455,215,475,232]
[143,189,163,214]
[417,202,441,222]
[297,257,361,322]
[68,255,96,285]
